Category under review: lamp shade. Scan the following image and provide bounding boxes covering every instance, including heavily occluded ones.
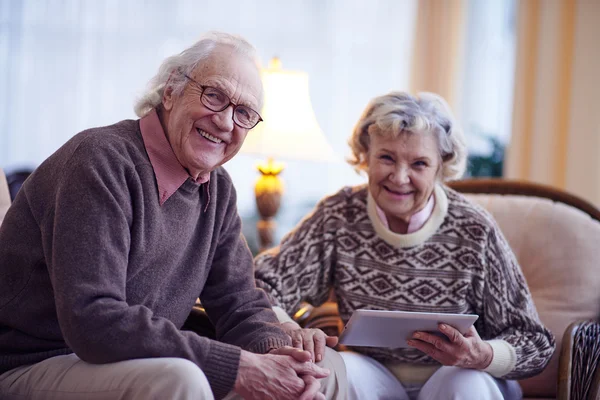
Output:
[241,58,338,162]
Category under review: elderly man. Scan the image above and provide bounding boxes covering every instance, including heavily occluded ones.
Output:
[0,32,345,400]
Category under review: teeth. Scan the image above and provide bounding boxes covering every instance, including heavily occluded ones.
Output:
[386,187,412,195]
[197,129,222,144]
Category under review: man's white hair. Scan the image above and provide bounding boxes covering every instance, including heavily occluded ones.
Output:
[134,31,260,118]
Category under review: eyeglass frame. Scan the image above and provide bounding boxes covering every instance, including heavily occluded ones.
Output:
[183,74,263,129]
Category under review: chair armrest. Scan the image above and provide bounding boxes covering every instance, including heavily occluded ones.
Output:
[558,320,600,400]
[591,367,600,400]
[182,305,216,339]
[294,301,343,338]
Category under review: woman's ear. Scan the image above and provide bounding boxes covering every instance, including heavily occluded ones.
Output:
[437,154,450,179]
[441,152,453,163]
[362,147,371,170]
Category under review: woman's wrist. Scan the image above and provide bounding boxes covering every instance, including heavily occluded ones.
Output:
[477,341,494,370]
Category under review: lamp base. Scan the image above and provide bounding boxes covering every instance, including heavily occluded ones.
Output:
[256,218,277,253]
[255,190,282,252]
[254,158,284,252]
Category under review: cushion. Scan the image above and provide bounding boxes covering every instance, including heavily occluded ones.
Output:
[466,194,600,397]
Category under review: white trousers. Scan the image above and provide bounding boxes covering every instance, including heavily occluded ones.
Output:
[0,353,214,400]
[340,351,523,400]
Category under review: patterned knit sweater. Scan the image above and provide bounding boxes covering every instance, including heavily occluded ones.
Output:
[255,184,555,380]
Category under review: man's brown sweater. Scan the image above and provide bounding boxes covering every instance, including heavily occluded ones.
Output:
[0,119,289,398]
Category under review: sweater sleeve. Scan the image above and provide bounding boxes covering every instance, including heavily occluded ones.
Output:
[480,223,555,379]
[45,148,240,399]
[199,180,291,355]
[254,196,337,316]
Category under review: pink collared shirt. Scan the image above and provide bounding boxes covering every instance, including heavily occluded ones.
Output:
[139,109,209,205]
[375,194,435,233]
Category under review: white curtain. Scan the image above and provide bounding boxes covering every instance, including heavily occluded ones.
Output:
[0,0,163,168]
[409,0,467,111]
[0,0,417,249]
[459,0,516,154]
[409,0,518,160]
[505,0,600,206]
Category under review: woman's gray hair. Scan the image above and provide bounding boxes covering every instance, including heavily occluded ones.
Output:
[134,31,260,118]
[347,91,467,181]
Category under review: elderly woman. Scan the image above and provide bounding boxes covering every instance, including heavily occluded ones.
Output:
[255,91,555,400]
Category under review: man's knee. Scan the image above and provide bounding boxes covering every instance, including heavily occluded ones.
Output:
[135,358,214,400]
[316,348,347,400]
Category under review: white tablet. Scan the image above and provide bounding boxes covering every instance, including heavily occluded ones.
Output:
[338,309,479,348]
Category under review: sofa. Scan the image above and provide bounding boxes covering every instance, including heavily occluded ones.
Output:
[3,170,599,399]
[296,179,600,400]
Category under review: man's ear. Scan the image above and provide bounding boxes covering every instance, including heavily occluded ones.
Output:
[162,84,174,111]
[162,72,178,111]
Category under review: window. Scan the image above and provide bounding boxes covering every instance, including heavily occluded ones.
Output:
[459,0,517,177]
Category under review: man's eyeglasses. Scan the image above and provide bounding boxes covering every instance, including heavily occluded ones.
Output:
[183,74,263,129]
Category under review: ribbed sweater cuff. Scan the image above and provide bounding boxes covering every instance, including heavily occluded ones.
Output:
[272,306,295,323]
[249,336,290,354]
[203,341,241,400]
[483,339,517,377]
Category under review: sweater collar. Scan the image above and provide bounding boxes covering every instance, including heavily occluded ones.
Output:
[140,109,207,206]
[374,192,435,234]
[367,184,449,248]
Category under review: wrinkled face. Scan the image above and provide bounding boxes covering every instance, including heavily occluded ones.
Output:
[161,45,262,180]
[367,131,440,229]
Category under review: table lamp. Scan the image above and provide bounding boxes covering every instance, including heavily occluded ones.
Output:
[241,57,338,252]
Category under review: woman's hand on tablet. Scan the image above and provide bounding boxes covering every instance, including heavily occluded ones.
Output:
[407,324,493,370]
[280,321,339,362]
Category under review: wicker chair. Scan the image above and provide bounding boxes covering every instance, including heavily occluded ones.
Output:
[294,179,600,400]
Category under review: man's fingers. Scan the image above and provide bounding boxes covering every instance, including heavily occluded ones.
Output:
[303,332,316,362]
[313,332,326,362]
[293,360,331,378]
[291,332,304,349]
[325,335,338,348]
[270,346,312,362]
[298,375,321,400]
[291,349,313,363]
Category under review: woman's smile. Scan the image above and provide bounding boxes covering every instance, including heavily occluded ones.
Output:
[383,185,415,199]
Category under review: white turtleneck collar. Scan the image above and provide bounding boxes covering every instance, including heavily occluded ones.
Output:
[367,184,449,248]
